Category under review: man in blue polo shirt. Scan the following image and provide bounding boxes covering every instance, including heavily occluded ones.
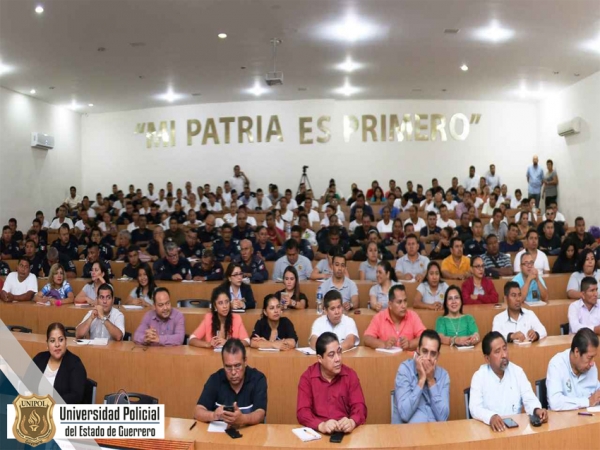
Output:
[320,254,358,311]
[194,339,267,427]
[511,252,548,303]
[526,155,544,208]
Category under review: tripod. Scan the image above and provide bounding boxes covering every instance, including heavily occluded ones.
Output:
[297,167,313,195]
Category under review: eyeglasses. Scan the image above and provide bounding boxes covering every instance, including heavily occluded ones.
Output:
[231,272,244,277]
[521,261,534,267]
[224,363,243,373]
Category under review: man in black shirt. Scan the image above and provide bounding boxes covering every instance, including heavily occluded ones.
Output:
[51,224,79,260]
[538,221,562,255]
[193,338,267,426]
[42,247,77,278]
[351,215,377,247]
[131,215,153,247]
[164,217,186,247]
[213,224,240,262]
[537,206,565,238]
[191,249,224,281]
[8,218,23,246]
[0,225,20,260]
[180,228,203,259]
[146,204,162,225]
[22,239,43,277]
[464,219,487,256]
[82,243,113,278]
[500,223,525,253]
[121,246,142,279]
[568,217,598,253]
[317,227,352,261]
[232,209,256,243]
[146,226,166,262]
[454,213,473,243]
[154,241,192,281]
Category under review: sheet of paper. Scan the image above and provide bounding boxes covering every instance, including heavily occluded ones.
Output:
[587,406,600,412]
[525,301,547,307]
[208,421,228,433]
[74,339,91,345]
[258,348,280,352]
[296,347,316,355]
[514,340,532,346]
[292,427,322,442]
[375,347,403,354]
[90,338,109,346]
[121,305,144,310]
[456,345,475,351]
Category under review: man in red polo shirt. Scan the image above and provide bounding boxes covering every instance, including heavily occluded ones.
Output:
[363,284,426,351]
[297,332,367,434]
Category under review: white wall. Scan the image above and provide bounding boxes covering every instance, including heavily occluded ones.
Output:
[82,99,538,200]
[0,87,82,227]
[538,71,600,225]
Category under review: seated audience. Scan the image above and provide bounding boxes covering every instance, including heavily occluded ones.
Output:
[435,285,479,346]
[121,246,142,279]
[75,283,124,341]
[309,290,359,351]
[213,224,240,262]
[194,338,266,426]
[124,264,156,307]
[35,264,74,305]
[250,294,298,350]
[154,241,192,281]
[499,223,524,253]
[272,239,313,281]
[469,331,548,431]
[568,217,598,253]
[492,281,547,342]
[512,252,548,303]
[133,287,184,346]
[483,208,508,242]
[274,266,308,309]
[369,261,401,311]
[189,289,250,348]
[428,226,452,260]
[74,261,109,306]
[395,234,430,281]
[481,234,513,277]
[568,276,600,335]
[464,218,487,256]
[364,285,425,351]
[393,330,449,423]
[567,249,600,300]
[253,226,277,261]
[553,241,578,274]
[413,262,448,311]
[52,224,79,260]
[441,237,471,280]
[219,262,256,309]
[462,256,499,305]
[82,243,114,279]
[232,239,268,283]
[179,228,203,259]
[538,220,562,255]
[297,332,367,434]
[32,323,87,403]
[358,241,380,281]
[513,230,550,274]
[320,253,358,310]
[0,258,37,303]
[546,328,600,410]
[191,249,225,281]
[146,226,167,261]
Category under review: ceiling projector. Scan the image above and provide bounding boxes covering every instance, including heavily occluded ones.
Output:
[265,71,284,86]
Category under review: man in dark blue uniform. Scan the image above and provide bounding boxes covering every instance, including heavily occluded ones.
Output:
[213,224,240,262]
[191,249,224,281]
[232,239,268,283]
[154,241,192,281]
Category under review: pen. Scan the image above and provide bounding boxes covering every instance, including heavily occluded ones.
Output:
[189,420,197,430]
[578,412,593,416]
[304,428,320,438]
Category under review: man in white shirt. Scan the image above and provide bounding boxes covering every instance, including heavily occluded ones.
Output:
[63,186,82,213]
[147,182,159,202]
[469,331,548,431]
[300,198,320,225]
[75,283,125,341]
[546,328,600,411]
[436,204,456,229]
[513,229,550,274]
[485,164,501,189]
[230,165,250,193]
[492,281,547,342]
[463,166,480,191]
[247,188,273,211]
[404,206,426,232]
[49,206,74,230]
[277,197,294,224]
[0,258,37,302]
[568,276,600,335]
[308,290,359,351]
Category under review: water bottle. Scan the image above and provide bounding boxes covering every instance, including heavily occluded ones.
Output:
[316,286,323,315]
[285,221,291,240]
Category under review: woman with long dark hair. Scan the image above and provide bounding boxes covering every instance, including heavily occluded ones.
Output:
[435,285,479,347]
[218,262,256,309]
[125,263,157,306]
[188,288,249,348]
[250,294,298,350]
[274,266,308,309]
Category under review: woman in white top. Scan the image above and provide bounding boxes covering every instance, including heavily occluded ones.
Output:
[359,242,380,282]
[125,263,157,306]
[74,261,109,306]
[413,261,449,310]
[377,206,393,236]
[369,261,401,311]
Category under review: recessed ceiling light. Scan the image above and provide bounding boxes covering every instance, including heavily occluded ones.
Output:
[247,81,267,97]
[444,29,460,34]
[322,14,383,43]
[156,87,183,103]
[88,103,94,107]
[69,100,81,110]
[218,33,227,39]
[461,64,469,71]
[336,56,363,73]
[30,89,36,94]
[474,20,514,43]
[516,81,549,100]
[334,78,360,96]
[35,5,44,14]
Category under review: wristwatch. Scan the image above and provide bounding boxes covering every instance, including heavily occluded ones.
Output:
[291,300,297,308]
[450,336,456,347]
[100,316,107,324]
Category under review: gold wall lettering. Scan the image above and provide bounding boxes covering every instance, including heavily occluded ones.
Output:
[343,115,359,143]
[187,119,201,146]
[449,113,470,141]
[299,117,313,144]
[238,116,254,143]
[362,115,378,142]
[202,118,219,145]
[316,116,331,144]
[430,114,447,142]
[414,114,429,141]
[266,115,283,142]
[219,117,235,144]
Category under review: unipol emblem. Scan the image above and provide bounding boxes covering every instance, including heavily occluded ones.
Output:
[12,394,56,447]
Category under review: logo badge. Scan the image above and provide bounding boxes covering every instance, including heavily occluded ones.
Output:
[12,394,56,447]
[566,380,572,392]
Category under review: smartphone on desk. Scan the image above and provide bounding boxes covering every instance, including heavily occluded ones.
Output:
[503,418,519,428]
[225,428,242,439]
[330,432,344,443]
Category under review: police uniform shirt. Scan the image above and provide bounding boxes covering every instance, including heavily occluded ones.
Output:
[147,241,161,257]
[121,263,141,279]
[25,255,44,277]
[145,213,162,225]
[191,261,225,281]
[180,242,204,259]
[197,366,268,415]
[51,239,79,260]
[0,240,21,259]
[82,260,114,279]
[198,226,220,245]
[232,255,268,283]
[81,243,113,261]
[42,253,77,278]
[253,241,277,261]
[116,213,133,225]
[154,257,192,280]
[131,228,153,245]
[464,238,487,256]
[213,239,240,262]
[0,261,10,276]
[232,226,256,243]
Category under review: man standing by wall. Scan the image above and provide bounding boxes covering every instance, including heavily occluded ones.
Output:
[526,155,544,208]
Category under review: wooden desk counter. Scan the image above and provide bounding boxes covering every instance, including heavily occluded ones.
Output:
[0,300,571,345]
[12,332,571,424]
[35,273,570,309]
[163,412,600,450]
